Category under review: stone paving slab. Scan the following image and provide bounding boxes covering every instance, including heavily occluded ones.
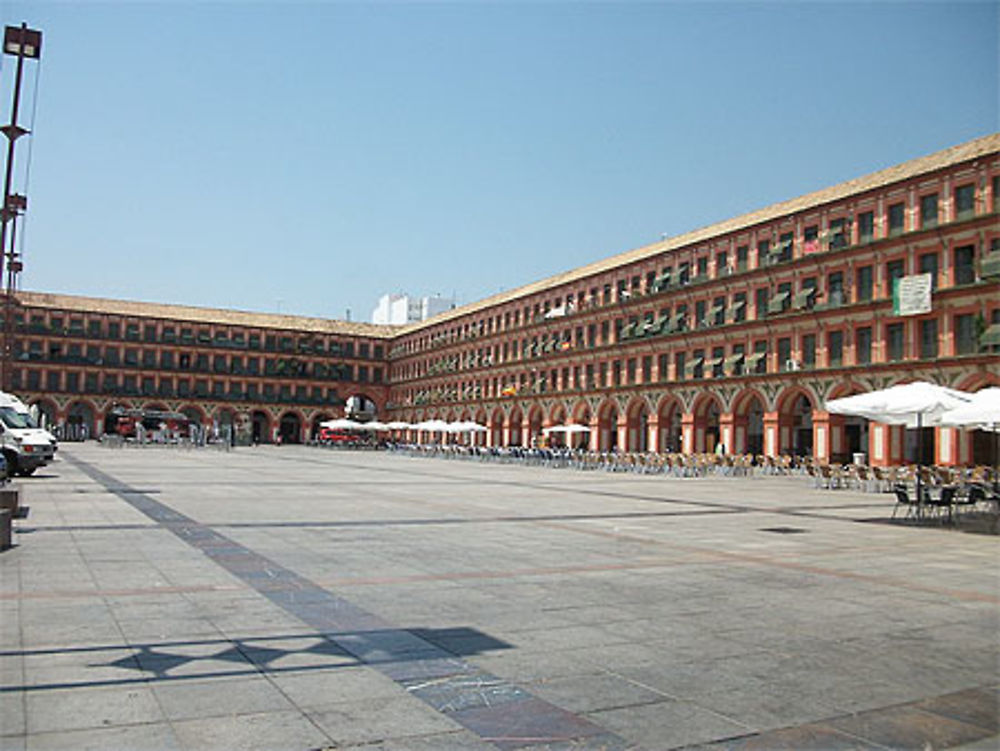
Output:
[0,443,997,750]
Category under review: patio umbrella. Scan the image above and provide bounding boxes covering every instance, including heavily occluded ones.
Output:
[940,387,1000,491]
[826,381,972,508]
[542,424,591,435]
[320,418,364,430]
[386,421,411,430]
[360,421,389,431]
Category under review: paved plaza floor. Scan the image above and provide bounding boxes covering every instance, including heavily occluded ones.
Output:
[0,443,997,750]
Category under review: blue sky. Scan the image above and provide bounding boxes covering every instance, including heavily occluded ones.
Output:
[0,1,996,322]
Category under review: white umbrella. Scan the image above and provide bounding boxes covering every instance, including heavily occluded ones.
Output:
[386,421,411,430]
[940,387,1000,491]
[415,419,450,433]
[939,388,1000,431]
[449,421,487,433]
[360,420,389,431]
[542,424,591,435]
[826,381,973,507]
[825,381,972,429]
[321,418,364,430]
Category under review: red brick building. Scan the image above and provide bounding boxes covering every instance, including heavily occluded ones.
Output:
[4,134,999,463]
[386,134,1000,466]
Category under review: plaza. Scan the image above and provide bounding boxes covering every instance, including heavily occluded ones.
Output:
[0,444,997,749]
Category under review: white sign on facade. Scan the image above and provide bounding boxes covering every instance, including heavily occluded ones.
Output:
[892,273,933,316]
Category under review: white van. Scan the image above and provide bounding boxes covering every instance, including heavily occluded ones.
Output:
[0,392,57,476]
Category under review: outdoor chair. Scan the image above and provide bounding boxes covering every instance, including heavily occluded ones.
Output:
[891,485,920,520]
[927,485,957,525]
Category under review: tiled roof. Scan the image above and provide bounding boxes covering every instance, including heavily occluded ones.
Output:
[15,291,399,339]
[399,132,1000,334]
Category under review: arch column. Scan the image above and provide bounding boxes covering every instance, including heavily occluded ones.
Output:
[617,416,628,452]
[681,412,696,454]
[935,426,960,466]
[589,416,601,452]
[869,422,904,466]
[646,413,659,453]
[719,412,739,454]
[763,411,780,457]
[812,411,832,464]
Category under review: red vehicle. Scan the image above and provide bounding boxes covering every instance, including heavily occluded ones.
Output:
[317,428,363,445]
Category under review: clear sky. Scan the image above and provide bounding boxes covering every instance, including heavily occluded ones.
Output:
[0,1,996,322]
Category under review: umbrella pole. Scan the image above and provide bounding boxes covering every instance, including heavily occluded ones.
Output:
[916,412,923,518]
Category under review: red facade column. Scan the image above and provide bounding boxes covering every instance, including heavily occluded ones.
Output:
[681,411,696,454]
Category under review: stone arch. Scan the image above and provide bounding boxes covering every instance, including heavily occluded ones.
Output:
[65,399,98,440]
[526,404,544,446]
[345,393,378,421]
[776,386,816,457]
[179,405,207,426]
[596,399,619,452]
[548,402,567,426]
[507,406,524,447]
[250,409,271,444]
[489,406,505,447]
[732,388,767,456]
[29,397,58,430]
[624,396,652,452]
[655,394,683,453]
[691,392,723,453]
[278,410,304,444]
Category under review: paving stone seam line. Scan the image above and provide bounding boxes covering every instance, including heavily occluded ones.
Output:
[59,450,630,750]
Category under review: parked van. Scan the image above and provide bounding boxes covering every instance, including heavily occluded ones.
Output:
[0,392,57,476]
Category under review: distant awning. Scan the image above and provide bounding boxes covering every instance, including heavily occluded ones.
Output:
[724,353,745,370]
[981,252,1000,280]
[684,357,704,377]
[980,324,1000,348]
[767,291,790,315]
[745,351,767,368]
[793,287,817,309]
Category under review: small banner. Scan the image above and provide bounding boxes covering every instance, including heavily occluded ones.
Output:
[892,273,933,316]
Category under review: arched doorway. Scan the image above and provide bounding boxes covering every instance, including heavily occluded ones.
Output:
[571,402,592,450]
[657,398,682,453]
[790,394,814,457]
[279,412,302,444]
[66,400,96,441]
[508,407,523,447]
[746,397,765,456]
[251,410,270,445]
[527,406,544,447]
[346,394,377,422]
[626,399,650,452]
[30,398,57,431]
[215,407,236,444]
[598,401,618,452]
[692,395,722,453]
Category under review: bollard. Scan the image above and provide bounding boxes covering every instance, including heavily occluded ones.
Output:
[0,487,19,518]
[0,509,11,550]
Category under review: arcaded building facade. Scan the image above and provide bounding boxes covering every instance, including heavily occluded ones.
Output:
[2,293,394,444]
[386,134,1000,467]
[3,134,999,463]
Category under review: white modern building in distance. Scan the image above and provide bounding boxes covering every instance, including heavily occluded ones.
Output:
[371,293,455,325]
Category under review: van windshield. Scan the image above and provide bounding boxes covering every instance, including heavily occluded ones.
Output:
[0,407,32,429]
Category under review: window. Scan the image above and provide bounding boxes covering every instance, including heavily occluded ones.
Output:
[675,352,686,381]
[828,219,848,250]
[777,338,792,370]
[856,327,872,364]
[142,350,156,367]
[827,272,845,307]
[658,354,669,382]
[828,331,844,367]
[856,266,873,302]
[642,355,652,382]
[732,292,747,323]
[954,313,978,355]
[920,194,938,229]
[716,251,728,276]
[918,252,938,290]
[802,334,816,368]
[953,245,975,285]
[886,322,905,361]
[626,358,636,384]
[107,322,121,339]
[888,202,905,236]
[143,325,157,343]
[755,288,769,319]
[124,348,138,366]
[46,371,61,391]
[857,211,874,243]
[736,245,749,271]
[886,259,905,296]
[954,184,975,220]
[919,319,938,359]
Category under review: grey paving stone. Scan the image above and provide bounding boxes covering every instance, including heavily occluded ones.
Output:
[306,694,462,746]
[24,721,182,751]
[151,675,296,720]
[26,684,165,734]
[171,709,330,751]
[587,698,752,749]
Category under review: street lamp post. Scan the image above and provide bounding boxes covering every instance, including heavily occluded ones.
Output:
[0,23,42,391]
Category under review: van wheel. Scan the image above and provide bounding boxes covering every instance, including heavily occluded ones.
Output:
[2,452,17,478]
[16,466,36,477]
